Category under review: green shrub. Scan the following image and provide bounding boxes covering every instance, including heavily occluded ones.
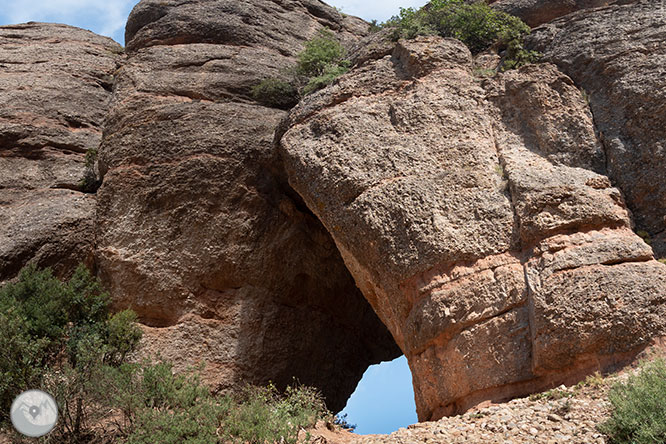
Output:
[598,358,666,443]
[384,0,539,69]
[252,29,351,106]
[296,29,347,78]
[303,62,350,95]
[251,78,299,110]
[1,265,330,443]
[105,362,229,444]
[100,361,328,444]
[223,382,327,444]
[0,264,141,440]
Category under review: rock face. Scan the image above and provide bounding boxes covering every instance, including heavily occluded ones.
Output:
[279,35,666,420]
[2,0,666,426]
[528,0,666,258]
[486,0,629,27]
[0,23,122,280]
[95,0,399,411]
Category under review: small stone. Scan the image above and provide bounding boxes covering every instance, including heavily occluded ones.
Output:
[547,413,563,422]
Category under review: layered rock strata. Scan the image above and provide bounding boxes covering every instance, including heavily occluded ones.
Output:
[0,23,122,280]
[279,35,666,420]
[95,0,400,411]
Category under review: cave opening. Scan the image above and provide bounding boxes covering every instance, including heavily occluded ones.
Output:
[336,355,417,435]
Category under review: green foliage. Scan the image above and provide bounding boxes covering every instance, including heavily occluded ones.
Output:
[294,29,350,95]
[223,382,327,444]
[99,363,328,444]
[369,19,382,33]
[333,413,356,431]
[252,29,351,107]
[104,362,229,444]
[106,310,143,366]
[473,67,498,78]
[296,29,347,78]
[251,78,299,110]
[598,358,666,444]
[0,264,141,441]
[1,265,330,443]
[384,0,539,69]
[575,371,606,390]
[303,62,350,95]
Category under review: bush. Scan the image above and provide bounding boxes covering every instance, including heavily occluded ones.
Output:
[251,78,299,110]
[384,0,539,69]
[98,362,328,444]
[1,265,330,443]
[303,62,350,95]
[598,358,666,443]
[222,382,327,444]
[296,29,347,78]
[101,362,229,444]
[0,264,142,440]
[251,29,350,106]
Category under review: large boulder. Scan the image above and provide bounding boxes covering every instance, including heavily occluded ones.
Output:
[279,35,666,420]
[0,23,122,280]
[528,0,666,257]
[96,0,399,411]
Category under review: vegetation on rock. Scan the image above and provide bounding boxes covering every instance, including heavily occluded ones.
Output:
[253,29,350,107]
[251,78,299,110]
[383,0,540,69]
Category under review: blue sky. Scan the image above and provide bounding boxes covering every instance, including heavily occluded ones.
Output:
[0,0,425,434]
[0,0,429,45]
[338,355,417,435]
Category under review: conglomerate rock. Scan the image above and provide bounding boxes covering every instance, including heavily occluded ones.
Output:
[486,0,637,27]
[279,35,666,420]
[528,0,666,257]
[0,23,122,280]
[95,0,399,411]
[2,0,665,424]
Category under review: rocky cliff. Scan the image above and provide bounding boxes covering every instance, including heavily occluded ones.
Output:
[1,0,665,422]
[0,23,121,280]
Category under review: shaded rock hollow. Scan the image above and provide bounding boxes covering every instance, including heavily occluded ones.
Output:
[0,0,665,423]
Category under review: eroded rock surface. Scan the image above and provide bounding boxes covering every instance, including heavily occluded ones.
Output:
[486,0,635,27]
[0,23,122,280]
[96,0,399,411]
[529,0,666,257]
[279,35,666,420]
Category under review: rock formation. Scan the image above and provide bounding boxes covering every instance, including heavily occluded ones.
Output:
[1,0,665,424]
[0,23,122,280]
[528,0,666,258]
[279,32,666,420]
[487,0,629,27]
[95,0,399,411]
